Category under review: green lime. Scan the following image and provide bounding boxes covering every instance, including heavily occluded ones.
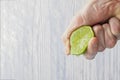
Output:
[70,26,94,55]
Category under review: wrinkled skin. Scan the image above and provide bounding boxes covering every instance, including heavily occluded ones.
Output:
[62,0,120,59]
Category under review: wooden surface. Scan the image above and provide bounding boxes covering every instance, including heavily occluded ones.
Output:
[0,0,120,80]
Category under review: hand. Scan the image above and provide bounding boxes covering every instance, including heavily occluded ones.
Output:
[85,17,120,59]
[62,0,120,59]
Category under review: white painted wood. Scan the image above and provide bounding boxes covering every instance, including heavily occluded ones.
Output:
[0,0,120,80]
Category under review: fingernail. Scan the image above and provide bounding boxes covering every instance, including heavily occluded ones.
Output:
[87,54,96,60]
[85,53,96,60]
[98,43,105,51]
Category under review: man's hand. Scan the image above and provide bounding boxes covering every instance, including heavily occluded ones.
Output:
[85,17,120,59]
[62,0,120,59]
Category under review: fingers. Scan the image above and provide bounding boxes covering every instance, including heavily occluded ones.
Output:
[103,23,117,48]
[62,0,120,55]
[109,17,120,39]
[93,25,105,51]
[62,0,114,55]
[85,18,119,60]
[85,37,98,60]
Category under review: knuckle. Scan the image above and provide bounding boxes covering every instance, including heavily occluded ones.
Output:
[94,25,102,30]
[110,17,118,22]
[103,23,109,28]
[110,17,120,35]
[93,25,103,34]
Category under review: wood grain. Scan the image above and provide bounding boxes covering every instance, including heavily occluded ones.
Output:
[0,0,120,80]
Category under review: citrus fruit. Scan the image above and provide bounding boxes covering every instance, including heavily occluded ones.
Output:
[70,26,94,55]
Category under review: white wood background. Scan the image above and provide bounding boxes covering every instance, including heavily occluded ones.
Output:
[0,0,120,80]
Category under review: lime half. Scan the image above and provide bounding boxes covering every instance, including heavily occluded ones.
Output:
[70,26,94,55]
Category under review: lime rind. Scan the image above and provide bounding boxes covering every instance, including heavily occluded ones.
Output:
[70,26,94,55]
